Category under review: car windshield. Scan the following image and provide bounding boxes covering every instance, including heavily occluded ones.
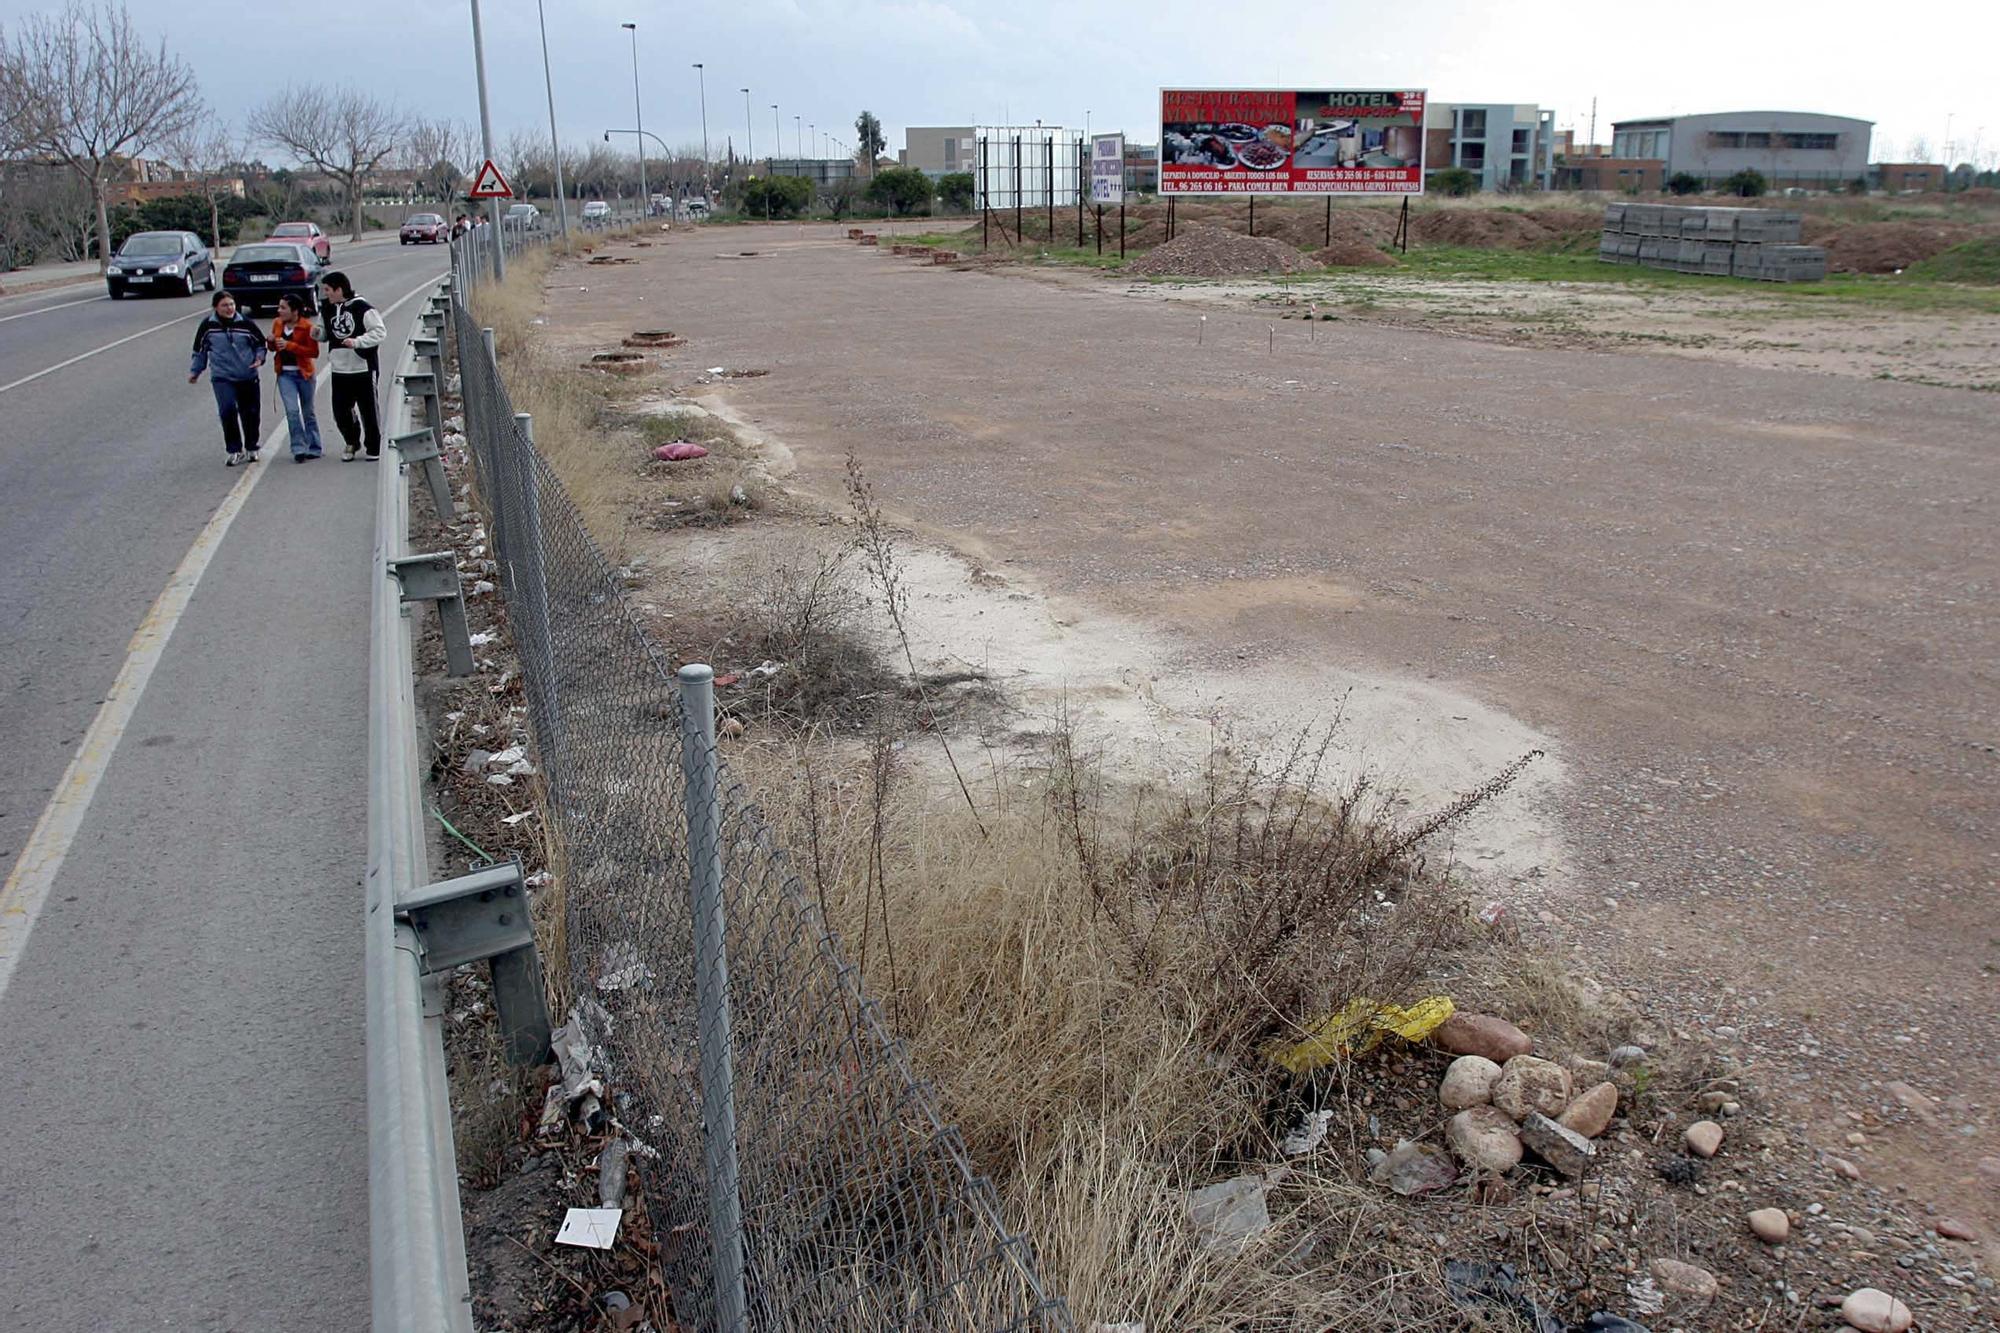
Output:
[408,214,442,225]
[119,234,183,256]
[233,245,304,264]
[271,224,310,236]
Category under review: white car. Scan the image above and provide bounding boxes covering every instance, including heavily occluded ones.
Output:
[581,200,611,221]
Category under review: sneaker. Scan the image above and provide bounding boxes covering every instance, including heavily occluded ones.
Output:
[343,446,360,461]
[225,453,241,468]
[245,449,260,464]
[364,450,381,461]
[293,453,308,464]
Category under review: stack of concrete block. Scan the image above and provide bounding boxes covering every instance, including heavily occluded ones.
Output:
[1598,203,1825,282]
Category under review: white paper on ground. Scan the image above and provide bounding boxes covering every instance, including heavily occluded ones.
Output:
[554,1206,623,1249]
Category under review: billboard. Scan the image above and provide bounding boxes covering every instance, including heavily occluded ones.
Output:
[1160,88,1426,195]
[1091,134,1125,204]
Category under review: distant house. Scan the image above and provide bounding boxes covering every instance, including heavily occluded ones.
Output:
[902,128,976,178]
[1609,111,1872,189]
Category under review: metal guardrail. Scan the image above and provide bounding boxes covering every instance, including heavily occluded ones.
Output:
[366,289,475,1331]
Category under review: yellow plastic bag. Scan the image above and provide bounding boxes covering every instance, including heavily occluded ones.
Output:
[1269,995,1456,1074]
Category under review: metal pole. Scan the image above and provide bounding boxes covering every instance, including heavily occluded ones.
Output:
[1013,134,1021,243]
[467,0,506,280]
[741,88,753,195]
[1119,201,1125,259]
[694,63,711,203]
[676,664,746,1333]
[536,0,569,240]
[622,23,647,214]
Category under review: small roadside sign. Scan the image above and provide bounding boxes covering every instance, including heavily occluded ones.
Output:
[1091,134,1125,205]
[468,159,513,199]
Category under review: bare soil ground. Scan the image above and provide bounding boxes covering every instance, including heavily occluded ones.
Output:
[518,224,1997,1323]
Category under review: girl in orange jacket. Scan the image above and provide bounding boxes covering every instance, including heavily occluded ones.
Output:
[269,293,322,461]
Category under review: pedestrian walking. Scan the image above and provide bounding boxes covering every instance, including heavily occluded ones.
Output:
[269,293,322,462]
[317,270,386,461]
[188,291,267,467]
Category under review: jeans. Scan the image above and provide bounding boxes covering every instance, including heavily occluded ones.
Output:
[208,377,261,454]
[277,369,322,457]
[329,371,380,457]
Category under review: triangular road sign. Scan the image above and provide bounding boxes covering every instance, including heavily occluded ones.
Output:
[468,159,513,199]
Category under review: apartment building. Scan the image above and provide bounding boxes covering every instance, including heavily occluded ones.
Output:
[1422,103,1556,190]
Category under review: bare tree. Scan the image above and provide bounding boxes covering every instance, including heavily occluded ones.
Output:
[167,118,243,250]
[251,84,404,242]
[402,116,467,203]
[0,2,200,269]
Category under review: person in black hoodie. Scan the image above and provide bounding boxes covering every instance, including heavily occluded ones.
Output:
[188,291,268,467]
[317,270,387,460]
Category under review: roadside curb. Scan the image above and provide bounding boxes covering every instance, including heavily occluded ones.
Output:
[0,272,100,299]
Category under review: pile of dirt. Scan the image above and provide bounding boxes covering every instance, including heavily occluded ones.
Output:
[1123,225,1311,277]
[1412,207,1601,251]
[1312,238,1396,268]
[1808,219,2000,274]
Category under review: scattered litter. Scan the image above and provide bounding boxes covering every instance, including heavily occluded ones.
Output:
[507,759,538,776]
[1444,1260,1568,1333]
[470,723,491,736]
[444,711,465,723]
[468,631,498,648]
[713,672,742,688]
[598,1139,632,1208]
[1279,1108,1334,1155]
[596,940,653,992]
[488,746,526,766]
[486,773,515,786]
[470,580,495,595]
[653,442,709,462]
[1371,1140,1457,1197]
[747,659,783,680]
[1624,1275,1666,1316]
[525,871,551,887]
[554,1207,622,1250]
[1478,901,1507,925]
[706,366,726,375]
[1182,1173,1271,1250]
[1090,1325,1145,1333]
[461,749,493,773]
[1271,995,1455,1073]
[501,811,535,825]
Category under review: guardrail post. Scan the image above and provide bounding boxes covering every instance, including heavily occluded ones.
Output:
[390,428,455,523]
[677,664,747,1332]
[388,553,475,677]
[399,369,445,464]
[398,861,551,1066]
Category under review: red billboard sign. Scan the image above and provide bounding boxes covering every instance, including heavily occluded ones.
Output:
[1159,88,1427,195]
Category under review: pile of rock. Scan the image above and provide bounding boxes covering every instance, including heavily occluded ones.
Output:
[1434,1012,1623,1182]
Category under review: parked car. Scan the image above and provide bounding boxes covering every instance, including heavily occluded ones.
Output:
[105,231,214,298]
[221,241,325,313]
[504,202,543,231]
[399,212,448,244]
[267,220,331,261]
[681,198,710,221]
[581,199,611,222]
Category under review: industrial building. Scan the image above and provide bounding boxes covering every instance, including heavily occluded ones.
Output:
[1608,111,1872,189]
[900,127,977,178]
[1423,102,1557,190]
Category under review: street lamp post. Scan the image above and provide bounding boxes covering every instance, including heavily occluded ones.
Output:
[693,63,710,202]
[621,22,647,214]
[536,0,569,239]
[741,89,753,166]
[795,115,802,166]
[771,104,780,174]
[467,0,505,278]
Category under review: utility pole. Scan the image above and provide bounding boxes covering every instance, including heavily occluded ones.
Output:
[536,0,569,239]
[771,104,780,173]
[467,0,505,278]
[693,63,711,201]
[742,88,753,170]
[621,22,647,214]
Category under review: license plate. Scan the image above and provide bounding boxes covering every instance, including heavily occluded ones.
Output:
[129,275,152,283]
[249,274,279,282]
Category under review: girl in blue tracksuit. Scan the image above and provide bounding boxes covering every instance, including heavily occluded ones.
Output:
[188,292,268,466]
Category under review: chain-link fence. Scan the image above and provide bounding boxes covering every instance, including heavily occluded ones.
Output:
[443,238,1071,1333]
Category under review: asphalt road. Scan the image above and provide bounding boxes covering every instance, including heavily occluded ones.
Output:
[0,234,447,1330]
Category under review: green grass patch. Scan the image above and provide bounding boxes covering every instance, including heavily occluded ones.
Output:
[1905,237,2000,286]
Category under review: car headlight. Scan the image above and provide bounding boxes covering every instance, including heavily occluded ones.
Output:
[106,265,123,276]
[161,262,180,275]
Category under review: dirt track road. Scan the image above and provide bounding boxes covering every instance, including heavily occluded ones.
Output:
[559,223,1998,1239]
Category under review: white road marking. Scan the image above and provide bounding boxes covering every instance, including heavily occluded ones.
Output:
[0,293,104,323]
[0,274,442,1002]
[0,247,424,394]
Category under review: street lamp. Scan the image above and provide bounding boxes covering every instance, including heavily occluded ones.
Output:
[466,0,504,278]
[536,0,569,238]
[693,63,710,200]
[795,114,802,165]
[621,22,647,213]
[741,88,753,165]
[771,104,780,173]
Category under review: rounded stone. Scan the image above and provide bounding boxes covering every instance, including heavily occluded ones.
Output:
[1840,1288,1913,1333]
[1684,1119,1724,1158]
[1447,1105,1524,1173]
[1559,1080,1620,1138]
[1440,1055,1503,1110]
[1648,1257,1718,1301]
[1748,1208,1790,1243]
[1433,1012,1533,1063]
[1493,1055,1572,1122]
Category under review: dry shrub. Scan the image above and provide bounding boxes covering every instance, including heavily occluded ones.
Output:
[745,717,1540,1327]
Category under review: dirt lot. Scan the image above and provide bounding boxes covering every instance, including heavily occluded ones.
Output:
[532,223,1999,1276]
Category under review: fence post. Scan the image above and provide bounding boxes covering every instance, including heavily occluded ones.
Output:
[677,664,746,1332]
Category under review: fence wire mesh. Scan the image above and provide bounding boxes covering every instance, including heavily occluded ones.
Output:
[444,239,1072,1333]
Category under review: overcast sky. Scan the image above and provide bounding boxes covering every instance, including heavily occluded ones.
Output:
[8,0,1996,166]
